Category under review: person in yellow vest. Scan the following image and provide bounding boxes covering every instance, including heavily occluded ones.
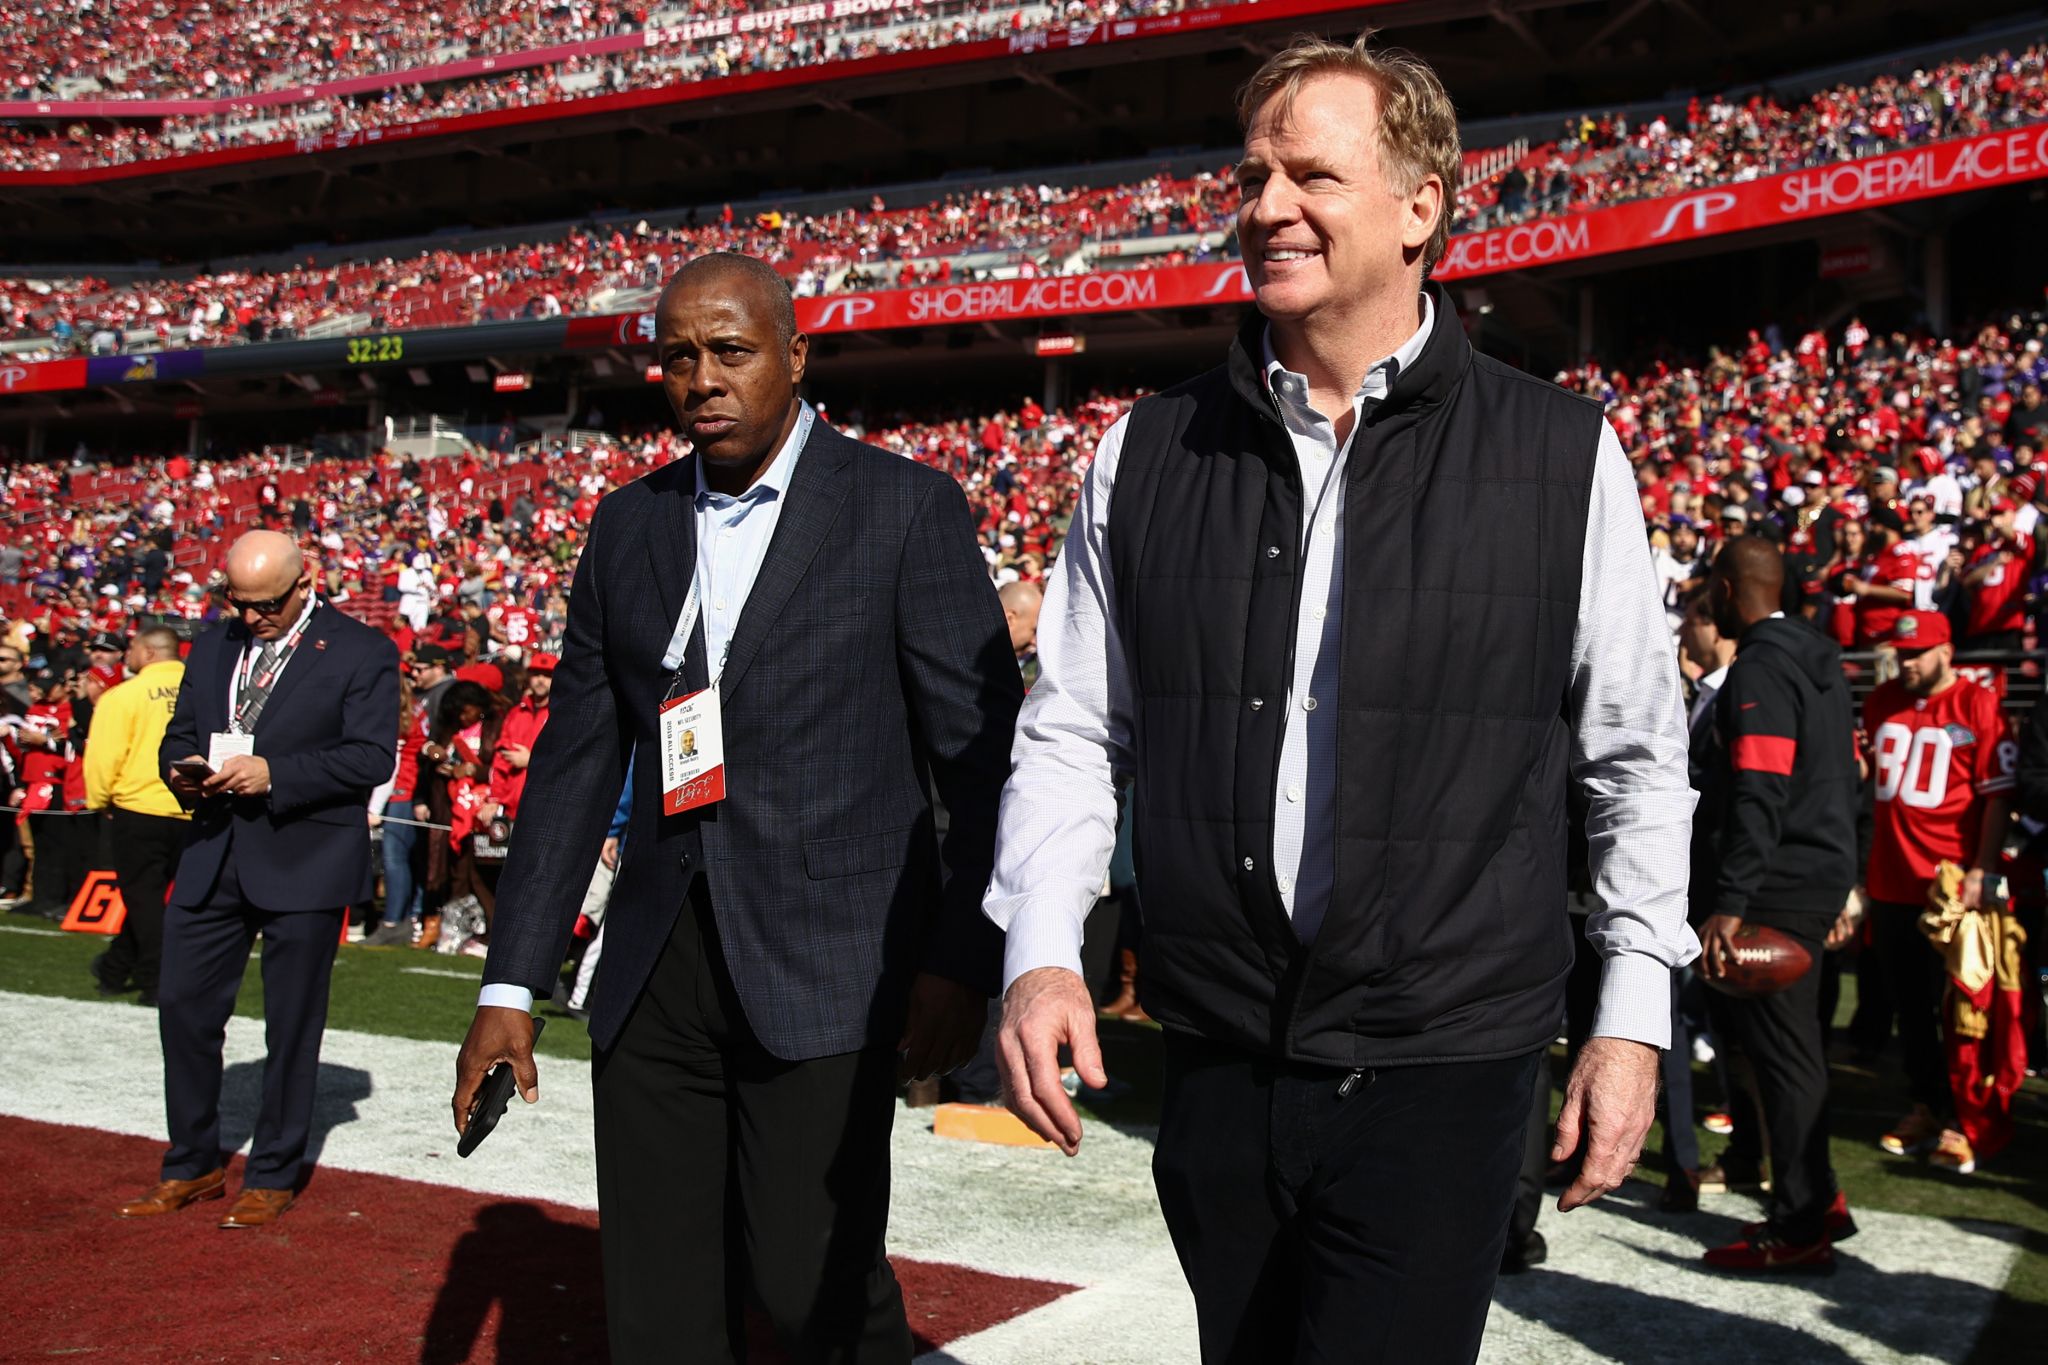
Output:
[84,627,189,1005]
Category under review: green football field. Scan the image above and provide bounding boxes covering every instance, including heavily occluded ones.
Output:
[4,908,2043,1361]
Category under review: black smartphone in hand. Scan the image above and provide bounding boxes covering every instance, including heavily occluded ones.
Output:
[458,1016,545,1158]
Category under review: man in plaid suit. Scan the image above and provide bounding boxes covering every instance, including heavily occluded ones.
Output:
[453,254,1021,1363]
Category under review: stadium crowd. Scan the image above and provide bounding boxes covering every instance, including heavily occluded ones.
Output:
[1458,42,2048,232]
[0,170,1239,357]
[0,0,1216,171]
[5,40,2043,368]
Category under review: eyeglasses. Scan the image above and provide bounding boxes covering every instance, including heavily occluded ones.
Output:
[227,582,301,616]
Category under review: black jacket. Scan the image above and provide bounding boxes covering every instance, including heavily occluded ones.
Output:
[484,420,1021,1058]
[161,602,401,912]
[1710,616,1858,930]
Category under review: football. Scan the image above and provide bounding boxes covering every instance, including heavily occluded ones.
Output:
[1705,924,1815,997]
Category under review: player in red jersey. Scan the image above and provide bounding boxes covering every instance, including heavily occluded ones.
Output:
[1862,610,2015,1176]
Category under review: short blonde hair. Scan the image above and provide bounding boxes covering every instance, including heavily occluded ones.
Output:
[1236,32,1462,274]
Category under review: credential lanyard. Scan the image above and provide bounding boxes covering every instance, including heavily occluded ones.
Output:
[658,541,719,699]
[229,603,316,734]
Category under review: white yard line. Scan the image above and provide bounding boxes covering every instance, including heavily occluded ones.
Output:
[0,990,2018,1365]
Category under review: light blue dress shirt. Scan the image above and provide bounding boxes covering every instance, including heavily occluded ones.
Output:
[685,401,816,683]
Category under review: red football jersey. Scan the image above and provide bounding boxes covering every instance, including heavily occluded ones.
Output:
[1964,533,2034,639]
[492,605,540,647]
[1854,541,1931,645]
[1864,676,2016,903]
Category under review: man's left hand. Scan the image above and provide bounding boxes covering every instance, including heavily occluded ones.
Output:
[501,744,532,771]
[897,972,985,1082]
[1552,1035,1660,1212]
[204,754,271,799]
[1962,868,1986,909]
[1697,913,1744,981]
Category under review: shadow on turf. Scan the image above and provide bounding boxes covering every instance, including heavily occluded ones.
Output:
[1493,1269,1867,1362]
[419,1204,946,1365]
[423,1202,608,1365]
[1621,1236,2021,1361]
[217,1058,372,1173]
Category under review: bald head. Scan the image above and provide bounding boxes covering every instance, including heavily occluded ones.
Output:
[660,253,797,348]
[226,531,303,597]
[225,531,311,639]
[999,580,1043,656]
[1708,533,1785,639]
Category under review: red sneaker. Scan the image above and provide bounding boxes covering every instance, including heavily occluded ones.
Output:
[1741,1190,1857,1243]
[1703,1230,1835,1275]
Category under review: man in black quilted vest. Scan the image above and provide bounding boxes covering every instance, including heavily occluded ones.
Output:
[984,33,1698,1365]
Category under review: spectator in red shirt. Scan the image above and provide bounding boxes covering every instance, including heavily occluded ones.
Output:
[480,652,553,829]
[1961,499,2037,652]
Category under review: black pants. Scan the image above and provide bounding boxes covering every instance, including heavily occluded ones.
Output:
[100,808,187,994]
[25,811,87,917]
[1152,1032,1541,1365]
[1871,899,1951,1117]
[1659,969,1701,1174]
[158,837,343,1189]
[1508,1053,1553,1244]
[1718,928,1836,1242]
[592,886,910,1365]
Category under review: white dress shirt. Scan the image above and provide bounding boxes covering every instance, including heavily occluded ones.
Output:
[983,307,1700,1048]
[479,403,816,1013]
[1688,663,1730,733]
[1263,293,1434,943]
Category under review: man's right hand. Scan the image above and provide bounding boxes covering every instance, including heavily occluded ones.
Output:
[167,754,207,798]
[996,966,1106,1157]
[600,836,621,870]
[452,1006,540,1135]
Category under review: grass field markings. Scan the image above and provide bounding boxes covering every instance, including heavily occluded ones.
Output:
[400,967,479,979]
[0,923,63,935]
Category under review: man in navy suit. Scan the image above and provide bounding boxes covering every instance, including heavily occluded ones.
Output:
[115,530,399,1229]
[452,254,1020,1363]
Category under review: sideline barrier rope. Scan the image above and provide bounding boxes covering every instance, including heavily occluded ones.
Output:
[0,804,454,831]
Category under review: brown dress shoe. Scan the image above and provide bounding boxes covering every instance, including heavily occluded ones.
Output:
[218,1187,296,1229]
[118,1168,227,1217]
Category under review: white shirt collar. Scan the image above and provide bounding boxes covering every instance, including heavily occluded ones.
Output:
[1261,291,1436,410]
[1700,663,1731,692]
[694,401,814,506]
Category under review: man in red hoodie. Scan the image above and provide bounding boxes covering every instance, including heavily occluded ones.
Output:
[479,653,553,832]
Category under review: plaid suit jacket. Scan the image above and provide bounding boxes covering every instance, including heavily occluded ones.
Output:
[484,419,1022,1058]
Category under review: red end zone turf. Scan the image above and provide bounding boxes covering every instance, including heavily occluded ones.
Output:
[0,1115,1075,1362]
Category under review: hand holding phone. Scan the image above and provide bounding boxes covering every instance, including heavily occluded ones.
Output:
[455,1014,545,1158]
[168,757,213,795]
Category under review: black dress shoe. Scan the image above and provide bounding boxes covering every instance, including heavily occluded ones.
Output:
[1500,1230,1547,1275]
[90,952,132,996]
[1659,1169,1701,1213]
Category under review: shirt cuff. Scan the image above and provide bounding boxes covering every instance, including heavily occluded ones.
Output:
[998,904,1088,995]
[1588,951,1675,1051]
[478,984,535,1013]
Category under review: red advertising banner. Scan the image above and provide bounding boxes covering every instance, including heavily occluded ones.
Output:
[1431,124,2048,280]
[13,125,2048,396]
[0,358,87,395]
[0,0,1378,186]
[566,263,1254,348]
